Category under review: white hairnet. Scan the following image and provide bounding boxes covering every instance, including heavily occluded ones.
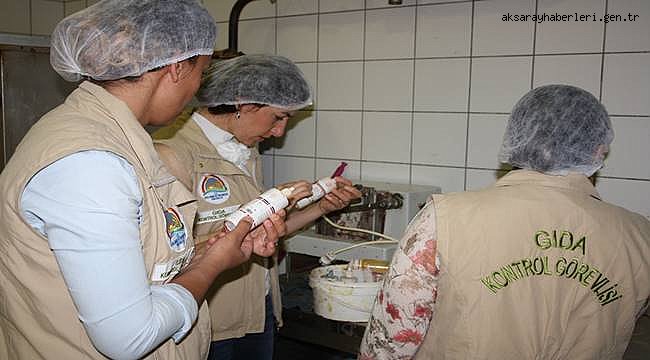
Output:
[196,55,313,111]
[50,0,217,82]
[498,85,613,176]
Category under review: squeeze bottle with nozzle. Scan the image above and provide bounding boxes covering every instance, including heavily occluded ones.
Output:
[224,187,293,231]
[296,162,347,210]
[296,177,338,209]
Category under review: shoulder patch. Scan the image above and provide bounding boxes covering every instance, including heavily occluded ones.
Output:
[198,174,230,204]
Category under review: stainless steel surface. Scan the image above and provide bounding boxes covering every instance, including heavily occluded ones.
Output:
[0,34,50,48]
[316,185,403,241]
[284,182,439,268]
[0,45,76,169]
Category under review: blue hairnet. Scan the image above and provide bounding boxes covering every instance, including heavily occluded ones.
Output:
[196,55,313,111]
[50,0,217,82]
[498,85,613,176]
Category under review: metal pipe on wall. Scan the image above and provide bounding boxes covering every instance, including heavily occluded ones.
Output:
[215,0,275,60]
[228,0,257,52]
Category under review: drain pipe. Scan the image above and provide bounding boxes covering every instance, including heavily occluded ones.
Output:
[227,0,256,52]
[214,0,277,60]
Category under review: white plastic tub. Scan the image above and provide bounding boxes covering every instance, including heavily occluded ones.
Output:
[309,264,382,322]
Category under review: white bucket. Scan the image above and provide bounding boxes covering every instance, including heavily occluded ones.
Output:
[309,264,382,322]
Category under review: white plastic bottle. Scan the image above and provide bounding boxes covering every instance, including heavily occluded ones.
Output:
[224,187,292,231]
[296,177,338,209]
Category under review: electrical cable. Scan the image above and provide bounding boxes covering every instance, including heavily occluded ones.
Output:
[320,215,399,242]
[318,215,399,265]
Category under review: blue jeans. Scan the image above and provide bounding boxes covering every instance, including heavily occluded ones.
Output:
[207,294,275,360]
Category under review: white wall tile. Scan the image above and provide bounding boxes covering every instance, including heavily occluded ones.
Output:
[275,111,316,156]
[262,154,275,188]
[473,0,535,56]
[412,113,467,167]
[239,18,276,55]
[318,11,365,61]
[362,112,412,163]
[204,0,235,22]
[204,0,276,22]
[602,53,650,116]
[64,1,85,17]
[535,0,605,54]
[533,54,602,98]
[31,0,64,36]
[274,156,315,184]
[364,60,413,111]
[317,62,363,110]
[215,21,229,50]
[316,111,362,159]
[414,58,470,112]
[416,2,472,58]
[367,0,416,8]
[606,0,650,52]
[277,15,318,62]
[320,0,364,12]
[466,169,508,191]
[316,159,361,181]
[467,114,509,169]
[361,162,411,183]
[278,0,318,16]
[1,0,647,229]
[600,117,650,179]
[296,63,317,106]
[365,7,415,60]
[0,0,30,34]
[411,165,465,193]
[595,177,650,218]
[470,56,532,113]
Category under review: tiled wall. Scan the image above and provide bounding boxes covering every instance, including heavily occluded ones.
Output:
[206,0,650,218]
[0,0,100,35]
[0,0,648,218]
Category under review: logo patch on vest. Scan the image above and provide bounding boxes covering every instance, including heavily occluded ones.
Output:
[198,174,230,204]
[164,207,187,252]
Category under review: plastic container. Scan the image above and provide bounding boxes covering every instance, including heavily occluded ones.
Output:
[224,188,291,231]
[296,177,337,209]
[309,264,382,322]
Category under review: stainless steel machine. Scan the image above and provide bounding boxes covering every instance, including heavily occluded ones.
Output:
[283,181,440,263]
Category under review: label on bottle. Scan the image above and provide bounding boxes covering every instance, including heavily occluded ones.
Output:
[296,177,338,209]
[224,188,289,230]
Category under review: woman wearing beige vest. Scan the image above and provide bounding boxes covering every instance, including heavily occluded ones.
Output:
[155,54,362,360]
[360,85,650,359]
[0,1,287,359]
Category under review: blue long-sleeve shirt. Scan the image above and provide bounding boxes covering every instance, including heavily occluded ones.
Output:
[21,150,197,359]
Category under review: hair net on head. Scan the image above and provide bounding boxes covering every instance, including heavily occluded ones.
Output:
[498,84,613,176]
[196,54,313,111]
[50,0,217,82]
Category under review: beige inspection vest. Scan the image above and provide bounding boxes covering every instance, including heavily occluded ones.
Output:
[0,82,211,359]
[155,118,282,341]
[415,170,650,360]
